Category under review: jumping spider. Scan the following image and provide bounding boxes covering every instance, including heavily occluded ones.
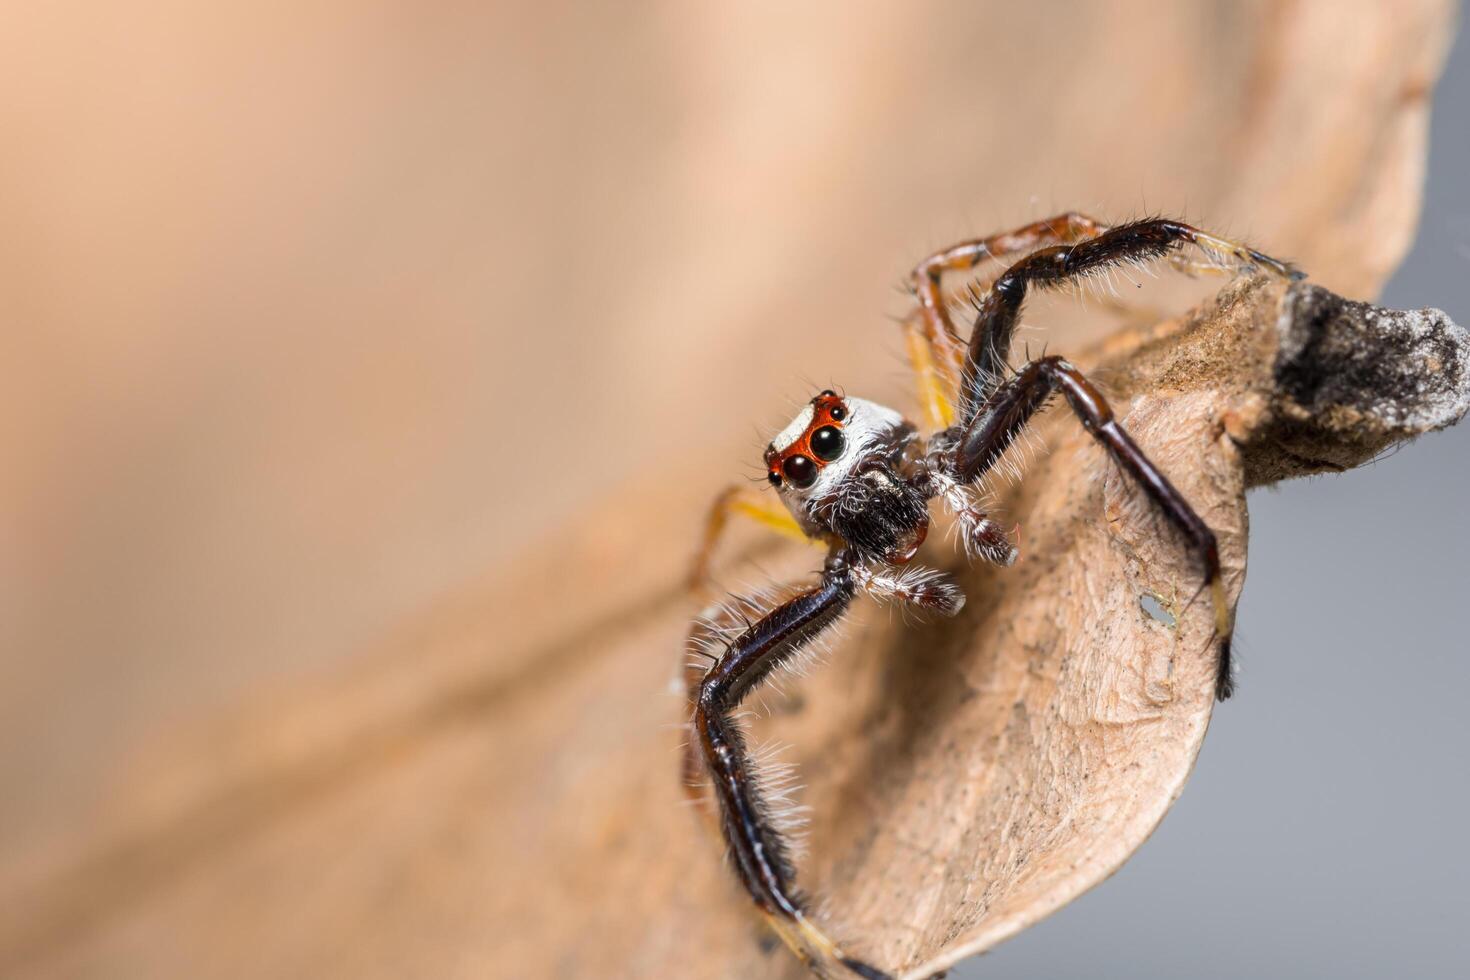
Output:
[682,214,1300,978]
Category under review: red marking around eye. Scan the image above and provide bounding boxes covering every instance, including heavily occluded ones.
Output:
[765,394,848,482]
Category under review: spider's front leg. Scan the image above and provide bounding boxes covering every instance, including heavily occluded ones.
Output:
[954,354,1237,699]
[936,218,1300,699]
[957,218,1300,423]
[909,211,1111,400]
[687,551,962,979]
[905,215,1299,433]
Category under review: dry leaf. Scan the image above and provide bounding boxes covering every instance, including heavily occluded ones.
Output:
[5,280,1464,980]
[501,278,1470,980]
[2,3,1461,979]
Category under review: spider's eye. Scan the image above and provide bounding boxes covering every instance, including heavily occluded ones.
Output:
[810,425,845,462]
[782,455,817,489]
[829,402,847,422]
[767,471,782,488]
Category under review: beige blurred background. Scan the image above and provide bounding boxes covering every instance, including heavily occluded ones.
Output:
[2,1,1462,976]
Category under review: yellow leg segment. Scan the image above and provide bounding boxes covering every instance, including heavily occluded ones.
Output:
[902,317,957,431]
[1212,575,1231,639]
[688,485,812,592]
[760,907,881,979]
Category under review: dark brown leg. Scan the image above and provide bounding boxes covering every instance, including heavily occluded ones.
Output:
[910,212,1110,387]
[956,218,1300,423]
[955,356,1237,699]
[690,554,890,978]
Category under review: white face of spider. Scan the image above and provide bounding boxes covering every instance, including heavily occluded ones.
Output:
[764,391,908,512]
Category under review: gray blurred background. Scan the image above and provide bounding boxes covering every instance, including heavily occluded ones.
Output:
[966,26,1470,980]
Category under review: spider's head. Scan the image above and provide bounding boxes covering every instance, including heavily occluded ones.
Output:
[763,390,907,506]
[765,389,928,563]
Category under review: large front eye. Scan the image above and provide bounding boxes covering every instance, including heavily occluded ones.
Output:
[810,425,845,462]
[782,455,817,489]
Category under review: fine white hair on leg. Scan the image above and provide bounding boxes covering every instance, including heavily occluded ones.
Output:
[851,563,965,617]
[927,468,1019,567]
[746,738,811,858]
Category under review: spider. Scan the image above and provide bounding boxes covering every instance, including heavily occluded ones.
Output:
[681,213,1300,979]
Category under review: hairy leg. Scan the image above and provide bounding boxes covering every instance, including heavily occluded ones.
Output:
[956,218,1299,423]
[689,555,889,977]
[919,463,1019,567]
[909,212,1111,388]
[686,553,966,977]
[955,356,1237,699]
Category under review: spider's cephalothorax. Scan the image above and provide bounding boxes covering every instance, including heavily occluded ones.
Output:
[682,214,1301,979]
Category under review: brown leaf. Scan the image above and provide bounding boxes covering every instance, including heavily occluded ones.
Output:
[2,3,1462,979]
[501,279,1468,980]
[5,280,1465,980]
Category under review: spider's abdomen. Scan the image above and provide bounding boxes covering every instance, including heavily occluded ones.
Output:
[822,466,930,565]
